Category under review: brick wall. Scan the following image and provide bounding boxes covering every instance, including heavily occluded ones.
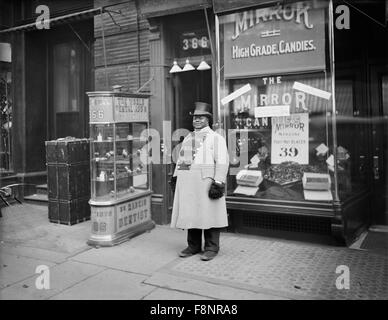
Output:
[94,0,151,92]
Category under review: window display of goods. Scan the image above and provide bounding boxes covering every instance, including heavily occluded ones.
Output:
[264,161,323,186]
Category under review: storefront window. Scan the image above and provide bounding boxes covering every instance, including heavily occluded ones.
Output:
[0,42,12,173]
[217,1,339,202]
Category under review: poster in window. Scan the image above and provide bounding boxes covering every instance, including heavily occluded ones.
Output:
[271,113,309,164]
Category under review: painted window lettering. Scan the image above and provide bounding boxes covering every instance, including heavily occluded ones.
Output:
[232,4,313,40]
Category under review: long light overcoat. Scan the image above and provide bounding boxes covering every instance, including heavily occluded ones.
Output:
[170,126,229,229]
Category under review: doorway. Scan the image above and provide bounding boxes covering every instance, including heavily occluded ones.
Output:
[370,65,388,225]
[49,40,88,139]
[47,22,92,140]
[172,69,212,132]
[166,68,212,216]
[378,74,388,224]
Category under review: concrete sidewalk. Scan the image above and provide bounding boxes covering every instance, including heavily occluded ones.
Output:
[0,204,387,300]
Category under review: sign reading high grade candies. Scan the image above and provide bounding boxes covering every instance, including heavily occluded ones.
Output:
[223,2,325,78]
[271,113,309,164]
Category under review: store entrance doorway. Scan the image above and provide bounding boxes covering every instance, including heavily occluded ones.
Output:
[172,69,212,133]
[47,21,93,141]
[49,39,88,140]
[371,65,388,225]
[166,68,212,215]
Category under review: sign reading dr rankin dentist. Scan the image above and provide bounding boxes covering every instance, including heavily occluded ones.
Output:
[223,2,325,78]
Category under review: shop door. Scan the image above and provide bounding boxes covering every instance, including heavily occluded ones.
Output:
[167,69,212,214]
[371,65,388,225]
[49,39,89,139]
[173,70,212,131]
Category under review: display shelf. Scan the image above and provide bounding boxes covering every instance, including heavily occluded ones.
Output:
[91,137,142,143]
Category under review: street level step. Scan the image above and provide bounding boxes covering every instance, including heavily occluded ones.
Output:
[36,184,48,195]
[24,193,48,206]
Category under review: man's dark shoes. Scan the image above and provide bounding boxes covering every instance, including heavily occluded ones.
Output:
[200,251,218,261]
[179,247,200,258]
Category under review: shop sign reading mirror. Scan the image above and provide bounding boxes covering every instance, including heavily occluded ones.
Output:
[223,2,326,78]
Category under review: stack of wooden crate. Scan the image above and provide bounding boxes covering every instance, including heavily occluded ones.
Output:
[45,138,90,225]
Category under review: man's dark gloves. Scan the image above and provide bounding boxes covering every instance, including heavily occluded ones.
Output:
[169,176,177,192]
[208,181,225,199]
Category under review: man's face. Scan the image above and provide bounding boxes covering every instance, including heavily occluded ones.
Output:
[192,115,209,130]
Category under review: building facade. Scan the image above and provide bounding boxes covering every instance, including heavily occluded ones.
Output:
[1,0,387,245]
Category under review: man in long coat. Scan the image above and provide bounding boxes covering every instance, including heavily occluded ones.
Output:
[170,102,229,261]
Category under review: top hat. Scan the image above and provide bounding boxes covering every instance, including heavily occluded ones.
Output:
[189,102,212,117]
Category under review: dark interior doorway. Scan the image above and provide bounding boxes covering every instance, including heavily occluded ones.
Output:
[172,69,212,133]
[47,21,93,140]
[370,65,388,226]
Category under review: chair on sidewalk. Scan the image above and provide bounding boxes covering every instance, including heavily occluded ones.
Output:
[0,184,24,218]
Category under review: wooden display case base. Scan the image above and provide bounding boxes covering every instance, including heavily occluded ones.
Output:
[87,192,154,247]
[87,220,155,247]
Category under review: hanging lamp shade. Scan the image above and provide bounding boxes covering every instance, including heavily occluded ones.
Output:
[197,59,211,71]
[169,60,182,73]
[182,59,195,71]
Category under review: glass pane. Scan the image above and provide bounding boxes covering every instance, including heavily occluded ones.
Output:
[52,41,83,139]
[382,76,388,207]
[383,76,388,117]
[91,123,115,201]
[0,43,12,173]
[115,123,134,198]
[131,123,148,190]
[218,1,335,202]
[53,41,81,113]
[335,79,368,199]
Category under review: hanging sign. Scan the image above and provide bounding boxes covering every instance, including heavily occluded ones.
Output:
[271,113,309,164]
[223,2,326,78]
[114,96,149,122]
[88,93,149,123]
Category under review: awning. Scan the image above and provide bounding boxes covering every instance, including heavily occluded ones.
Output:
[0,7,103,34]
[138,0,212,18]
[212,0,280,14]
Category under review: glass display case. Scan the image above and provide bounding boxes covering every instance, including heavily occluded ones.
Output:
[86,90,154,247]
[90,122,149,202]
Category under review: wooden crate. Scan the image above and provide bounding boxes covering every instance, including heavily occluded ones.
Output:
[47,163,90,200]
[45,138,90,165]
[49,197,90,225]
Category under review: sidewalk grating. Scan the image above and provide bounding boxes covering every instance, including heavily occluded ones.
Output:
[161,235,388,300]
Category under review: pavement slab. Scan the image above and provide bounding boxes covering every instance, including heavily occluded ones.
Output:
[0,204,90,255]
[0,253,56,290]
[143,287,213,300]
[70,226,187,275]
[49,269,155,300]
[0,260,105,300]
[145,272,288,300]
[0,242,87,264]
